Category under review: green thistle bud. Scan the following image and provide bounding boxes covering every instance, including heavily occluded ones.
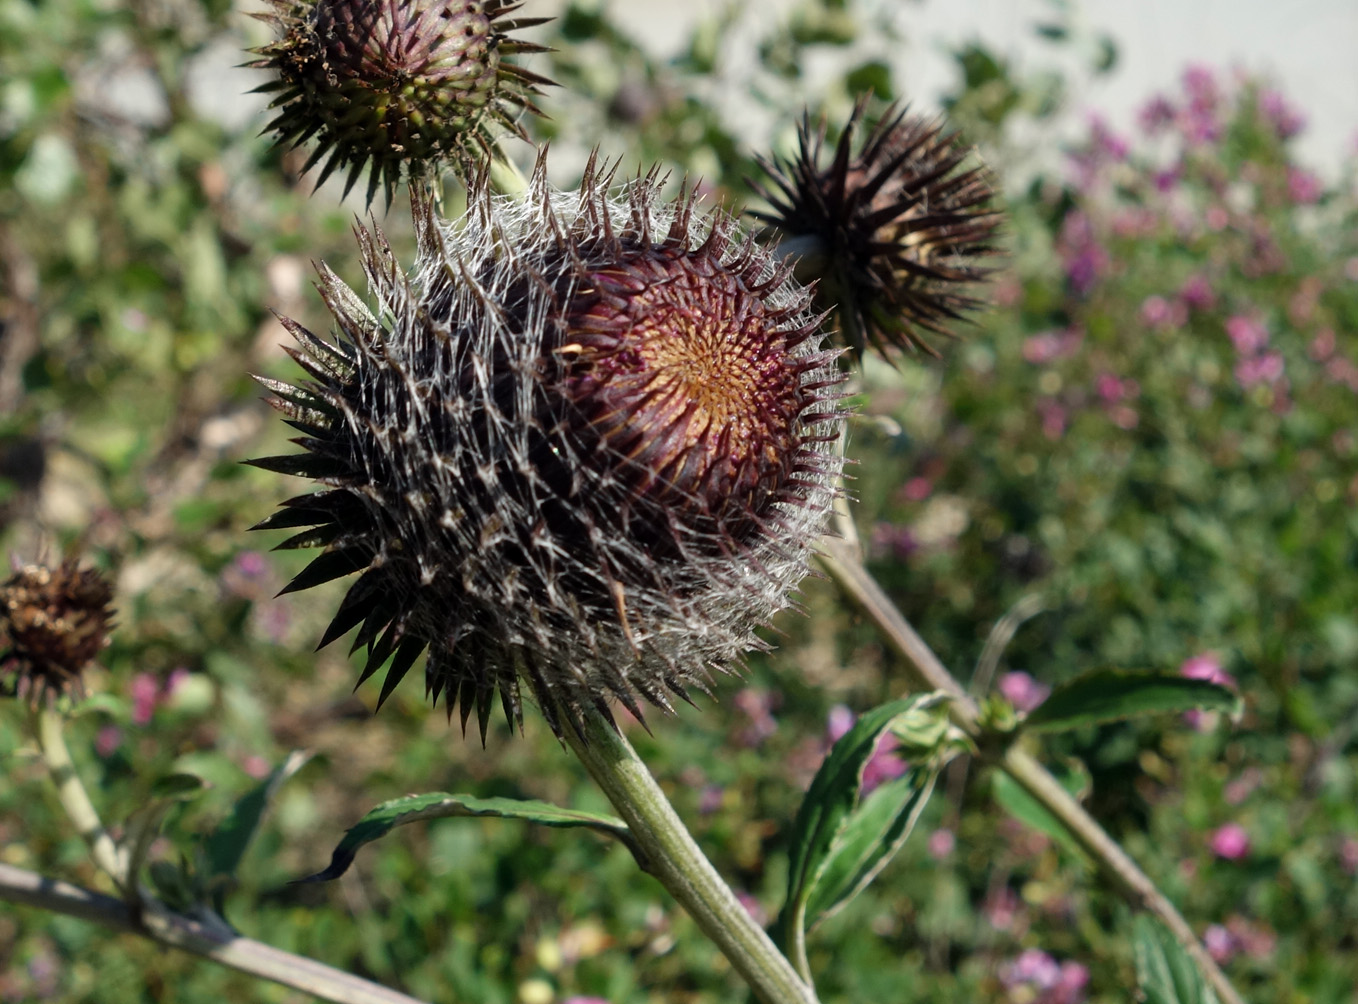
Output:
[1,561,115,706]
[751,100,1003,360]
[248,155,845,739]
[249,0,553,204]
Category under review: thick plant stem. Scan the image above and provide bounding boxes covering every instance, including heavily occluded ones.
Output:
[999,748,1242,1004]
[817,536,1245,1004]
[0,863,429,1004]
[31,705,127,889]
[561,707,819,1004]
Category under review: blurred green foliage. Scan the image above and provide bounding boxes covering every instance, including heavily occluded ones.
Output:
[1,1,1355,1003]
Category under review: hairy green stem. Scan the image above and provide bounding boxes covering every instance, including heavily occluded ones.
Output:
[0,862,429,1004]
[817,536,1245,1004]
[561,707,819,1004]
[30,705,127,890]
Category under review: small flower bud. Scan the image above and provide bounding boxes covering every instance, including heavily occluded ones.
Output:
[751,100,1003,360]
[249,0,553,203]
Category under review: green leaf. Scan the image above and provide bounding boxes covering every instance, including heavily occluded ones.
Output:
[777,694,952,951]
[149,773,208,799]
[302,793,633,883]
[801,768,936,933]
[1133,915,1219,1004]
[1023,671,1241,732]
[124,773,208,893]
[991,761,1090,857]
[203,750,310,909]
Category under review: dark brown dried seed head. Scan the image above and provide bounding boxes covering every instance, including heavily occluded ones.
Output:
[1,561,115,706]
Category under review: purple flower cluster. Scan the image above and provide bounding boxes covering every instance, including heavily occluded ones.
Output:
[1056,211,1108,295]
[999,948,1090,1004]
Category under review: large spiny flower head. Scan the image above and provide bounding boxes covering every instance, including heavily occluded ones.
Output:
[751,100,1003,360]
[249,154,845,739]
[249,0,552,204]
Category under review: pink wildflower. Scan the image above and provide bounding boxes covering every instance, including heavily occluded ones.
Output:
[1257,88,1305,139]
[1179,274,1216,312]
[1138,94,1176,134]
[1226,915,1277,960]
[1001,950,1090,1004]
[999,671,1051,714]
[1152,166,1180,193]
[1210,822,1251,861]
[1023,333,1064,365]
[1181,652,1236,687]
[985,885,1023,932]
[95,725,123,758]
[928,828,956,860]
[130,672,160,726]
[1037,399,1067,441]
[733,688,779,748]
[1287,167,1323,204]
[901,476,933,502]
[1057,212,1108,295]
[1225,316,1269,355]
[736,891,768,927]
[1204,923,1236,963]
[1309,328,1336,362]
[871,523,918,562]
[1140,295,1185,330]
[1339,836,1358,875]
[1224,767,1262,806]
[1235,351,1285,389]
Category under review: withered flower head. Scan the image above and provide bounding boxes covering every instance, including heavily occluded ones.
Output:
[1,561,114,706]
[249,0,553,204]
[751,99,1003,360]
[248,154,845,739]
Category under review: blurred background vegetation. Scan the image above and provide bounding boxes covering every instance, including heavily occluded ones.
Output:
[1,0,1355,1001]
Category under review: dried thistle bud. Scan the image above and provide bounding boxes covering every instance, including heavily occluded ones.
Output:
[1,561,115,706]
[249,0,553,204]
[751,100,1003,360]
[248,154,844,739]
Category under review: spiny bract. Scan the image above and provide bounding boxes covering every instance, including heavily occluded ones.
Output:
[751,100,1003,360]
[249,154,845,739]
[249,0,552,204]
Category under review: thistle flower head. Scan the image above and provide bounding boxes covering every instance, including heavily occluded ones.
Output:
[249,0,553,204]
[1,561,115,706]
[751,100,1003,360]
[248,154,844,739]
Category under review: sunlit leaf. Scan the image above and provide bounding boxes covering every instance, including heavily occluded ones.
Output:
[1023,671,1241,732]
[302,793,633,883]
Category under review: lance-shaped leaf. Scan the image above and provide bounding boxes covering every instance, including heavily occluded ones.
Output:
[777,693,958,957]
[1134,915,1220,1004]
[801,767,936,933]
[123,773,208,895]
[301,793,634,883]
[203,750,311,910]
[1023,670,1241,733]
[991,760,1091,857]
